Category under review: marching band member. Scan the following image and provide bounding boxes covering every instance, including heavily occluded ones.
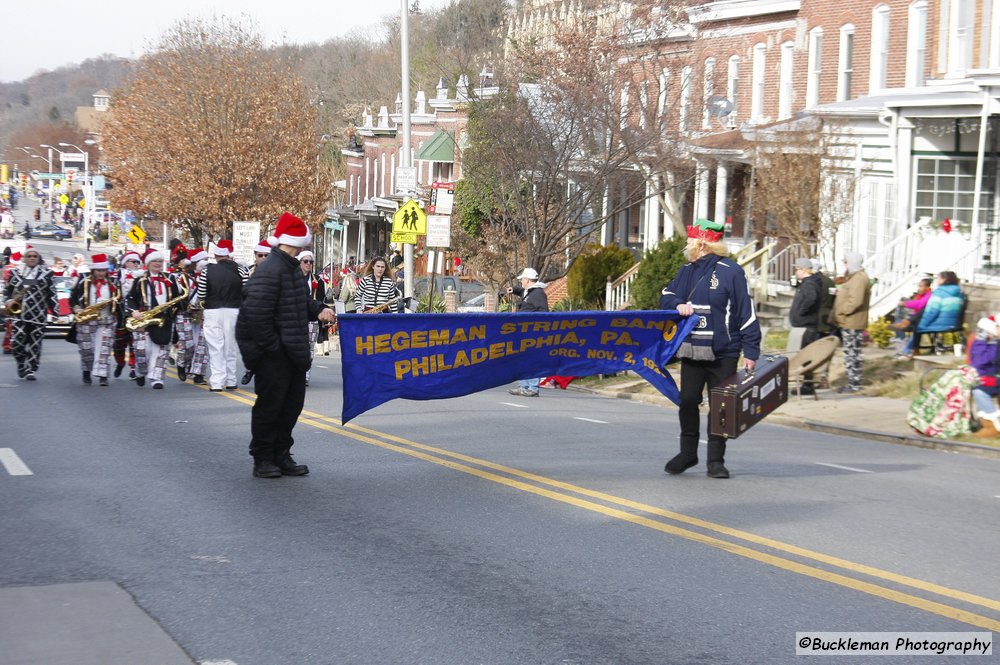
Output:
[172,248,203,382]
[1,251,21,355]
[183,248,210,385]
[68,253,90,285]
[126,251,181,389]
[113,252,143,379]
[355,257,398,313]
[70,254,119,386]
[198,240,245,392]
[3,248,57,381]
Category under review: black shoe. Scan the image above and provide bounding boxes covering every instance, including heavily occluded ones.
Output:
[152,382,163,390]
[113,364,124,378]
[253,460,282,478]
[665,454,698,475]
[275,455,309,476]
[129,369,136,380]
[210,388,222,392]
[82,371,92,384]
[136,376,145,387]
[24,372,36,381]
[798,385,816,396]
[192,374,206,385]
[225,385,237,391]
[707,462,730,479]
[99,377,109,387]
[240,370,254,385]
[177,366,187,382]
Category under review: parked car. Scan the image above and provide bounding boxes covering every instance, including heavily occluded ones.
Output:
[45,275,75,338]
[31,223,73,241]
[457,293,488,312]
[414,276,486,303]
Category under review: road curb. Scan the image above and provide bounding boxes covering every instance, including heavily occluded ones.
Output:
[572,385,1000,460]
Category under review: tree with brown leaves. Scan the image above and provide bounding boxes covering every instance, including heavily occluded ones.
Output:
[102,18,332,245]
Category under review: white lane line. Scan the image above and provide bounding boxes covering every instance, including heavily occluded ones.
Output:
[815,462,872,474]
[574,417,609,424]
[0,448,32,476]
[200,661,239,665]
[499,402,529,408]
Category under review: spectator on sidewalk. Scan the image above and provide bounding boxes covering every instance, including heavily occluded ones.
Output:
[832,252,871,393]
[892,278,933,336]
[811,258,836,338]
[968,316,1000,437]
[789,258,824,394]
[897,272,965,359]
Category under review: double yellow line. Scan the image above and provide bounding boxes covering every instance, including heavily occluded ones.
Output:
[171,370,1000,631]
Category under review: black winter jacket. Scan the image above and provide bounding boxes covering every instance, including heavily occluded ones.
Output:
[789,273,824,328]
[236,249,327,372]
[511,283,549,312]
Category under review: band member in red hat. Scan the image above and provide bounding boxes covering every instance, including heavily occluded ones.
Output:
[112,252,143,379]
[126,250,181,389]
[237,212,335,478]
[659,218,761,479]
[70,254,119,386]
[3,248,57,380]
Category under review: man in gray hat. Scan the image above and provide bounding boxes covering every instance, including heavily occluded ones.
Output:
[833,252,871,393]
[789,257,824,394]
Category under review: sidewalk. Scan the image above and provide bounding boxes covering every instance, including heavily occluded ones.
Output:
[571,369,1000,460]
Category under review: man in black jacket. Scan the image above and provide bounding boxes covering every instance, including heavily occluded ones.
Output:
[236,213,335,478]
[789,257,824,394]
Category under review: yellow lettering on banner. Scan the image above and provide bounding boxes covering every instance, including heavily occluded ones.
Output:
[662,320,678,341]
[600,331,640,347]
[375,334,391,354]
[411,330,427,348]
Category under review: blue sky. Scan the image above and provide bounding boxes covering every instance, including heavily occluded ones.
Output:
[3,0,451,82]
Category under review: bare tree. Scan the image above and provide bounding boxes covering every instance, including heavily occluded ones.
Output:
[102,17,332,244]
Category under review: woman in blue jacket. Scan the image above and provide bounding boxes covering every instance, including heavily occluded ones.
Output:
[900,271,964,357]
[659,219,761,479]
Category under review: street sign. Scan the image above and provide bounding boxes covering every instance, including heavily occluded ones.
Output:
[391,232,418,244]
[231,221,260,266]
[429,181,456,215]
[395,166,417,194]
[324,220,344,230]
[58,194,69,205]
[126,224,147,244]
[426,215,451,248]
[391,198,427,235]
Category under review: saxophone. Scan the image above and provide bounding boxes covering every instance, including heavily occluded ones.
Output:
[126,286,190,332]
[75,293,121,324]
[364,296,400,314]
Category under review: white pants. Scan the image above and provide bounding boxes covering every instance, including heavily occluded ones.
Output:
[203,308,240,389]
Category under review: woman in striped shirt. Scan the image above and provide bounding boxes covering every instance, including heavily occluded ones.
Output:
[355,258,399,313]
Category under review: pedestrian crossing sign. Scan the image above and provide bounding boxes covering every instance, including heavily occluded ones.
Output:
[126,224,147,244]
[392,199,426,235]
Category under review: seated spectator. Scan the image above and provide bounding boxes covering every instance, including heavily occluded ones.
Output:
[891,277,933,338]
[968,316,1000,437]
[898,271,965,358]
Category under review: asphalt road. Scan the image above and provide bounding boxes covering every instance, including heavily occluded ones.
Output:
[2,338,998,664]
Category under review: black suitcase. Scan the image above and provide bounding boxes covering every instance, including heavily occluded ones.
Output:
[709,355,789,439]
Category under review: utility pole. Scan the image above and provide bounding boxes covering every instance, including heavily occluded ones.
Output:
[400,0,414,300]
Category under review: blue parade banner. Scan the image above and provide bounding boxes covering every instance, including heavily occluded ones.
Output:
[337,310,698,423]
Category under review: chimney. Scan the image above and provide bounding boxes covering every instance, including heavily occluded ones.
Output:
[378,106,389,129]
[415,90,427,115]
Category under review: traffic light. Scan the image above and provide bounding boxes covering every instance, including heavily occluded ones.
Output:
[20,174,27,190]
[67,171,74,186]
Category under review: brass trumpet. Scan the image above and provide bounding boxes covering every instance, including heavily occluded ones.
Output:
[126,287,190,332]
[74,294,121,324]
[2,287,26,316]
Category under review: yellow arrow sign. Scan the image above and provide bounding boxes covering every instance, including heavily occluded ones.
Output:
[392,199,427,235]
[126,224,147,245]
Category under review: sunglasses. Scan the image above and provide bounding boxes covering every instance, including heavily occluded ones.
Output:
[301,260,313,264]
[255,253,268,258]
[24,254,40,259]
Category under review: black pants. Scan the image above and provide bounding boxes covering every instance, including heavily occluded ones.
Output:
[678,356,740,461]
[12,320,45,376]
[249,355,307,463]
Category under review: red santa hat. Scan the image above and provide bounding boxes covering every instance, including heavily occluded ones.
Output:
[268,212,311,248]
[213,239,234,256]
[188,248,209,263]
[170,242,188,263]
[89,253,110,270]
[145,250,165,264]
[254,241,271,254]
[121,252,143,266]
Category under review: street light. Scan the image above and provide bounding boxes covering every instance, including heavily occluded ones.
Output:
[39,145,65,214]
[58,141,93,241]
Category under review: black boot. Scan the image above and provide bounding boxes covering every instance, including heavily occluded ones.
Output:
[706,440,730,479]
[114,364,124,378]
[82,371,92,384]
[253,460,282,478]
[192,374,206,385]
[275,451,309,476]
[177,366,187,382]
[240,370,254,385]
[665,437,699,475]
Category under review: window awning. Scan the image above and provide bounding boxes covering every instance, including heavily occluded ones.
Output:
[414,129,455,162]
